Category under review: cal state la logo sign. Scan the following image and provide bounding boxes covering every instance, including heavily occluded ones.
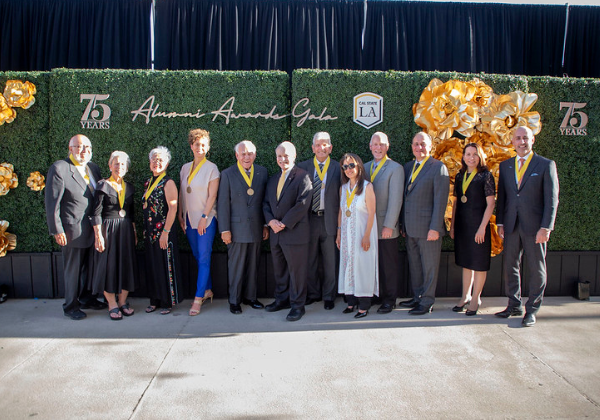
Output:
[353,92,383,129]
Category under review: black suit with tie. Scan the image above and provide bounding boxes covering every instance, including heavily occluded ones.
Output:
[297,158,340,302]
[45,157,101,314]
[263,166,313,309]
[496,153,559,314]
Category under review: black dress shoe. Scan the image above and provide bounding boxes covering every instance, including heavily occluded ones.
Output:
[265,301,291,312]
[354,310,368,319]
[377,303,396,314]
[342,306,355,314]
[409,305,433,315]
[399,298,420,308]
[305,297,322,305]
[230,304,242,314]
[242,299,264,309]
[81,299,108,310]
[324,300,335,310]
[522,313,536,327]
[64,309,87,320]
[494,307,523,318]
[286,307,305,321]
[452,301,470,312]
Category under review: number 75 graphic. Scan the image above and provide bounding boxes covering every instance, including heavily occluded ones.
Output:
[80,94,111,122]
[559,102,588,129]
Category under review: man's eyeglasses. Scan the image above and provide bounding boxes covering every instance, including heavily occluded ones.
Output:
[342,163,356,170]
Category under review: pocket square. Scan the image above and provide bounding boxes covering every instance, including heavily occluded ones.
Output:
[531,173,539,176]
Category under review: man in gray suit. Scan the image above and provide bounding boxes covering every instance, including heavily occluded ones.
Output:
[297,132,340,310]
[400,131,449,315]
[495,126,559,327]
[365,132,405,314]
[218,140,269,315]
[45,134,106,320]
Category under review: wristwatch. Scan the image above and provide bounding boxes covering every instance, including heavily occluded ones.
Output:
[201,213,208,219]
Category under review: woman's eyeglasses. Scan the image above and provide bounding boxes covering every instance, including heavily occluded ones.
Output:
[342,163,356,170]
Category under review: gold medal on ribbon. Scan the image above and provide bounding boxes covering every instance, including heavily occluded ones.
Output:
[237,161,255,196]
[109,176,126,218]
[408,184,413,191]
[187,157,207,194]
[247,188,254,196]
[461,196,467,203]
[345,183,357,218]
[119,209,126,217]
[143,201,148,209]
[410,156,430,184]
[461,170,477,202]
[187,186,192,193]
[314,156,330,183]
[370,155,388,182]
[346,210,352,217]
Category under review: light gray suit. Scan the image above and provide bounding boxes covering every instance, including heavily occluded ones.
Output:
[217,164,268,305]
[402,157,449,307]
[365,158,404,305]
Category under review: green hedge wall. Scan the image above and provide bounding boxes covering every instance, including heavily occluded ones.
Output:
[0,69,597,253]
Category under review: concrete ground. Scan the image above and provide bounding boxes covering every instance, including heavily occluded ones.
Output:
[0,296,599,420]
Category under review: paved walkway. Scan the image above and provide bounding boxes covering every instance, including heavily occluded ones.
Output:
[1,296,599,419]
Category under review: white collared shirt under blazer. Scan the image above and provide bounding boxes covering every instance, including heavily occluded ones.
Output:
[179,160,220,227]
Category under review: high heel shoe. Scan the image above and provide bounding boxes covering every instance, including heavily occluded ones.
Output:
[452,300,470,312]
[465,304,480,316]
[189,298,203,316]
[202,290,214,304]
[342,306,355,314]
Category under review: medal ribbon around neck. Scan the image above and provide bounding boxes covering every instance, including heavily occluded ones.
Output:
[144,172,166,201]
[370,154,388,182]
[461,170,477,196]
[313,156,330,182]
[237,161,254,187]
[411,155,430,183]
[346,183,358,211]
[109,176,126,210]
[69,154,90,184]
[187,157,207,188]
[515,154,533,185]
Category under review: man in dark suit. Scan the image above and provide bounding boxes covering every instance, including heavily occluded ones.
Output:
[495,126,559,327]
[297,132,340,310]
[365,132,405,314]
[263,141,312,321]
[400,131,449,315]
[45,134,106,320]
[218,140,269,315]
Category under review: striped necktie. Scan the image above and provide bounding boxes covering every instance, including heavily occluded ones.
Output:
[312,164,323,212]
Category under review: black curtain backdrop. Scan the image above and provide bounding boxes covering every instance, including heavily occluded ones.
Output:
[0,0,151,71]
[564,6,600,78]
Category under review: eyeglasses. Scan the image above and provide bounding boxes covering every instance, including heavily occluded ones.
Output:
[342,163,356,170]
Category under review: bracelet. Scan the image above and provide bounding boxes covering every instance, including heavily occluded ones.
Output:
[164,228,170,233]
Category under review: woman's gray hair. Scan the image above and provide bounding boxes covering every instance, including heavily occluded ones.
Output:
[108,151,131,170]
[149,146,171,164]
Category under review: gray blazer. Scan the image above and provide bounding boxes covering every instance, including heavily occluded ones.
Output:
[402,157,449,238]
[297,157,341,236]
[496,153,559,235]
[217,163,268,243]
[365,158,405,239]
[45,158,102,248]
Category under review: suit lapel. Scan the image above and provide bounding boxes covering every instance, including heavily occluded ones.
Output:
[68,160,88,191]
[234,167,253,204]
[518,154,539,191]
[278,166,297,202]
[407,158,432,193]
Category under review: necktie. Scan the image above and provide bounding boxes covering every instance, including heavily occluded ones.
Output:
[519,158,525,170]
[410,162,420,184]
[312,164,323,212]
[276,171,286,200]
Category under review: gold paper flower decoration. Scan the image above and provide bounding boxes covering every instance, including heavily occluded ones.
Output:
[4,80,36,109]
[483,91,541,146]
[0,220,17,257]
[26,171,45,191]
[0,95,16,125]
[0,163,18,196]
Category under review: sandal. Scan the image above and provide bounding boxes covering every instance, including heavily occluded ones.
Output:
[160,308,172,315]
[202,290,214,304]
[189,298,203,316]
[109,307,123,321]
[145,305,157,313]
[120,303,135,317]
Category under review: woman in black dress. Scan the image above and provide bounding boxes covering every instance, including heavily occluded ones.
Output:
[143,146,182,315]
[449,143,495,316]
[93,151,137,320]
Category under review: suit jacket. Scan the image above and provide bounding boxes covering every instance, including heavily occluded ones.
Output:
[496,153,559,235]
[45,158,102,248]
[217,163,268,243]
[365,158,405,239]
[297,157,341,236]
[402,157,449,239]
[263,165,312,245]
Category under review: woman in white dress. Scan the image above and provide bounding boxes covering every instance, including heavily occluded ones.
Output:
[336,153,379,318]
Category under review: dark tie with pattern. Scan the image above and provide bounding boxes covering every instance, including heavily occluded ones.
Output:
[312,163,324,212]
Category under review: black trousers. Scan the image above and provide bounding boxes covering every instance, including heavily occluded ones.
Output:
[346,295,371,311]
[61,245,94,313]
[378,238,400,305]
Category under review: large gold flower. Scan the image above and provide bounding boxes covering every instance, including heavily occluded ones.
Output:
[468,78,494,111]
[26,171,45,191]
[483,91,541,146]
[3,80,36,109]
[0,220,17,257]
[0,163,18,195]
[0,95,16,125]
[433,138,463,181]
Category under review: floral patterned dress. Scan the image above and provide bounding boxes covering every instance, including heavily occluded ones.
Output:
[142,175,182,308]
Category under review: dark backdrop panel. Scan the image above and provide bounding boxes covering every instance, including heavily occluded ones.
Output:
[0,0,151,71]
[564,6,600,78]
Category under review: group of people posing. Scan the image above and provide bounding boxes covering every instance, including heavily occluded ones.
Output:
[45,125,558,327]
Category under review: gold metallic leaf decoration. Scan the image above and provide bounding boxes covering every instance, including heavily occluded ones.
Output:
[0,220,17,257]
[26,171,45,191]
[413,79,543,257]
[0,95,16,125]
[0,162,19,196]
[4,80,37,109]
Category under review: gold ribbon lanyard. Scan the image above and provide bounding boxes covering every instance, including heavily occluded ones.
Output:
[314,156,330,183]
[345,183,357,217]
[410,156,430,183]
[514,154,533,187]
[237,161,255,196]
[370,155,388,182]
[186,157,206,193]
[109,176,127,217]
[460,170,477,203]
[69,154,91,185]
[143,172,166,209]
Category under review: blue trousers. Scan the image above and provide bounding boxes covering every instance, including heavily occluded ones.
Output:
[186,216,217,298]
